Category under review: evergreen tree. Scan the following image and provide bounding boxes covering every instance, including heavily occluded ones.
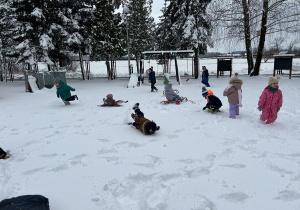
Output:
[126,0,155,73]
[0,0,96,72]
[91,0,124,80]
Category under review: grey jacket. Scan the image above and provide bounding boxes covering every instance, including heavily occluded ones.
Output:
[164,82,177,101]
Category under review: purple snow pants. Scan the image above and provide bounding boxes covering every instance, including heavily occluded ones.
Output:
[229,104,239,119]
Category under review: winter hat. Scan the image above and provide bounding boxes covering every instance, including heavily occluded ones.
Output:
[202,66,207,70]
[163,74,170,85]
[202,86,208,97]
[106,94,113,99]
[268,76,280,85]
[229,73,243,84]
[146,122,156,135]
[54,78,61,84]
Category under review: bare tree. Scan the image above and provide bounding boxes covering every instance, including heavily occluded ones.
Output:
[208,0,300,75]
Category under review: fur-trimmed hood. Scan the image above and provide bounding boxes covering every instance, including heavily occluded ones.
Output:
[229,73,243,85]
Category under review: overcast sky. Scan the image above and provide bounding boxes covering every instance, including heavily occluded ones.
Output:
[151,0,165,23]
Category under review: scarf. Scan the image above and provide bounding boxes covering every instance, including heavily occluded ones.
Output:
[268,85,279,93]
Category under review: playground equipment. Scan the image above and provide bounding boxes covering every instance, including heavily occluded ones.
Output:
[141,50,194,85]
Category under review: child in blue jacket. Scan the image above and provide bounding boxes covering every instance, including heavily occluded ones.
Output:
[201,66,210,87]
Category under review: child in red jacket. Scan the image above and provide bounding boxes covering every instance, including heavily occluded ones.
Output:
[258,76,283,124]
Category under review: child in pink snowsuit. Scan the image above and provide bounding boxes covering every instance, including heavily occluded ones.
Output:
[258,76,283,124]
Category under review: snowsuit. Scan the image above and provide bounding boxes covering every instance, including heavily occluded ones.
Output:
[223,78,243,119]
[131,109,159,135]
[258,86,283,124]
[204,94,222,111]
[148,70,157,92]
[56,80,76,101]
[0,147,7,159]
[201,69,210,87]
[164,82,180,101]
[101,98,121,107]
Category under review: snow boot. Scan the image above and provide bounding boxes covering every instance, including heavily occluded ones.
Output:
[63,100,70,105]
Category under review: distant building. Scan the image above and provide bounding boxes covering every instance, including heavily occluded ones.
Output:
[229,51,247,57]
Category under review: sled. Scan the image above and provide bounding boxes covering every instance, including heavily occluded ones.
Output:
[206,108,221,114]
[160,97,195,104]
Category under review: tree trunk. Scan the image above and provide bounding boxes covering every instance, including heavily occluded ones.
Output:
[105,59,112,80]
[79,49,85,80]
[242,0,254,75]
[194,47,199,79]
[251,0,269,76]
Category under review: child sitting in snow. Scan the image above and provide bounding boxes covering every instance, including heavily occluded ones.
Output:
[0,147,9,159]
[258,76,283,124]
[131,103,160,135]
[101,94,127,107]
[223,73,243,119]
[164,75,183,104]
[202,87,222,112]
[55,78,78,105]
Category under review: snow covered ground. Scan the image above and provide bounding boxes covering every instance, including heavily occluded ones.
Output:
[1,60,300,210]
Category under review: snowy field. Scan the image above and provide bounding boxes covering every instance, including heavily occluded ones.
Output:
[1,59,300,210]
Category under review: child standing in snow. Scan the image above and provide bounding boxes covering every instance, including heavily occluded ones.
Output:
[0,147,9,159]
[131,103,160,135]
[258,76,283,124]
[148,67,158,92]
[201,66,210,87]
[202,87,222,112]
[100,94,127,107]
[223,73,243,119]
[55,78,78,105]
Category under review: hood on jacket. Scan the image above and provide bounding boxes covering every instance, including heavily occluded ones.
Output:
[165,82,172,90]
[229,73,243,85]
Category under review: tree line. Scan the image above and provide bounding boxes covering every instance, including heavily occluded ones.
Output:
[0,0,299,80]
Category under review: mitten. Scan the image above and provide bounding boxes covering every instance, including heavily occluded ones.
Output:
[203,106,207,110]
[277,107,280,112]
[258,106,262,111]
[73,89,75,91]
[57,94,59,98]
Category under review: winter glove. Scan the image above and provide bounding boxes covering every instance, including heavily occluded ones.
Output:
[131,113,135,119]
[72,89,75,91]
[57,94,60,98]
[258,106,262,111]
[203,106,207,110]
[277,107,280,112]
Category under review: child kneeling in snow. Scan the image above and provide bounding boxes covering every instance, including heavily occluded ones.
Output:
[202,87,222,112]
[55,78,78,105]
[258,76,283,124]
[101,94,127,107]
[131,103,160,135]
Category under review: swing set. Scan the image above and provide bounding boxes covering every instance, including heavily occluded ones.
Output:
[141,50,194,85]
